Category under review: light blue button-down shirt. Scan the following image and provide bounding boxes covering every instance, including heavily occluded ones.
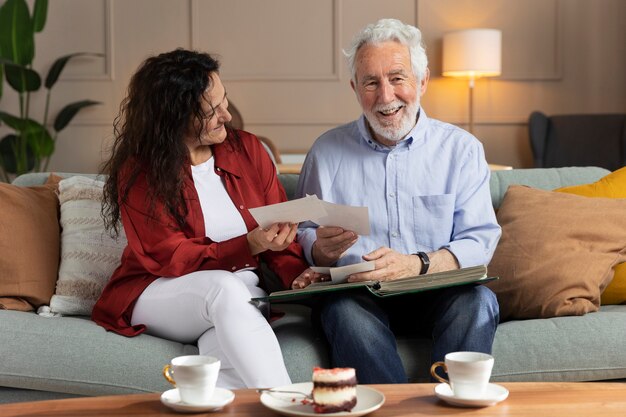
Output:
[296,109,501,269]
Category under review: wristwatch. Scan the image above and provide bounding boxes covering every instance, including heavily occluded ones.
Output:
[414,251,430,275]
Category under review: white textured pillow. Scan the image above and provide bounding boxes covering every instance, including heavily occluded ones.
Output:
[49,176,127,316]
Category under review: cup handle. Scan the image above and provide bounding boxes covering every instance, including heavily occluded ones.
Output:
[163,364,176,386]
[430,361,449,384]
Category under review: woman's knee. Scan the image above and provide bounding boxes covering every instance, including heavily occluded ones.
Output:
[189,271,252,306]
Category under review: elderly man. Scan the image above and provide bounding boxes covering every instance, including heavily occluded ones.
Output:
[294,18,501,383]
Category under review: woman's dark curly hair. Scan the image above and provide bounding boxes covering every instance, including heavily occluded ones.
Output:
[101,49,233,238]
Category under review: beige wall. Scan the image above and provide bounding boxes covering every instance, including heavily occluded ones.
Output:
[1,0,624,173]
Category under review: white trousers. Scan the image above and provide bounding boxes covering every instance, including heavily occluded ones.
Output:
[130,270,292,389]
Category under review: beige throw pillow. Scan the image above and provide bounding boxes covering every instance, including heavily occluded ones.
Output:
[49,176,127,316]
[0,180,60,311]
[487,185,626,321]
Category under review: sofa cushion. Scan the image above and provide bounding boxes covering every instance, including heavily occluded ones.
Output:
[0,310,195,396]
[49,177,127,316]
[555,166,626,305]
[487,185,626,321]
[0,179,60,311]
[0,305,327,396]
[491,305,626,382]
[269,304,330,382]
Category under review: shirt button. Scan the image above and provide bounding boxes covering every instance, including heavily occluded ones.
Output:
[389,192,395,197]
[239,205,244,210]
[231,266,236,271]
[216,167,221,171]
[392,232,398,238]
[245,263,250,267]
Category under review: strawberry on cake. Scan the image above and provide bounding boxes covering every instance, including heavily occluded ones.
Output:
[311,367,357,413]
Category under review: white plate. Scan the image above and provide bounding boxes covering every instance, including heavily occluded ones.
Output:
[434,383,509,407]
[260,382,385,417]
[160,387,235,413]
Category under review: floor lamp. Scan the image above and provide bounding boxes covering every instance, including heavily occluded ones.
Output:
[442,29,502,134]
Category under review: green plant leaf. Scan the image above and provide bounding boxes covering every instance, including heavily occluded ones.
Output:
[0,115,51,158]
[24,122,53,157]
[54,100,100,132]
[2,60,40,92]
[45,52,103,89]
[0,133,35,174]
[0,0,35,66]
[0,110,28,130]
[32,0,47,33]
[0,134,19,173]
[0,28,3,100]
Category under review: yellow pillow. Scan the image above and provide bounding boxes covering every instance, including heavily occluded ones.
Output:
[556,167,626,305]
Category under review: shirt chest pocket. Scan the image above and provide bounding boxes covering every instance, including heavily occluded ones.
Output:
[412,194,454,250]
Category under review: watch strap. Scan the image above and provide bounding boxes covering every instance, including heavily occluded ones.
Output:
[415,251,430,275]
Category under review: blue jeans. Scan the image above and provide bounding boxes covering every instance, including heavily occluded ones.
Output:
[314,285,499,383]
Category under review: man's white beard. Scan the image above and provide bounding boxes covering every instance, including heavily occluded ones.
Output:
[365,100,419,143]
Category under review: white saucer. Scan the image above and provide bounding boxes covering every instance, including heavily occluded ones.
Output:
[434,383,509,407]
[160,387,235,413]
[260,382,385,417]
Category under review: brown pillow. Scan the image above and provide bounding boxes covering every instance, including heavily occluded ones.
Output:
[46,172,63,191]
[487,185,626,321]
[0,179,60,311]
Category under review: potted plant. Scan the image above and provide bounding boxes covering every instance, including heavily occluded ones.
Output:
[0,0,102,181]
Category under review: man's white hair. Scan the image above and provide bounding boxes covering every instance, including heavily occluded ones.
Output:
[344,18,428,83]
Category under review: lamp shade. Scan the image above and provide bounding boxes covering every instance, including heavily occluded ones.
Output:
[443,29,502,78]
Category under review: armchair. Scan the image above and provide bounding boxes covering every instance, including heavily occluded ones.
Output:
[528,111,626,170]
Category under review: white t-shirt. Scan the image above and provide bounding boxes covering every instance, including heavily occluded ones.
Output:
[191,158,259,286]
[191,157,247,242]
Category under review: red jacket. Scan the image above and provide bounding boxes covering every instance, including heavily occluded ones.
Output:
[91,130,308,336]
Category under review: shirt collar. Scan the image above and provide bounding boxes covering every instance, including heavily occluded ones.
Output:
[357,107,429,151]
[211,138,242,178]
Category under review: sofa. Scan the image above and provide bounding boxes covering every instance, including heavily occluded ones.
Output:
[1,166,625,404]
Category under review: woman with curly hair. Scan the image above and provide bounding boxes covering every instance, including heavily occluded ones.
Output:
[92,49,322,389]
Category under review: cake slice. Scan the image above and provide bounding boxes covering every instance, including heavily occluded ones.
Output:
[311,367,357,413]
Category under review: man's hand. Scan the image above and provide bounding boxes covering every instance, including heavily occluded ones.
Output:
[347,247,421,282]
[311,226,358,267]
[247,223,298,256]
[291,268,330,289]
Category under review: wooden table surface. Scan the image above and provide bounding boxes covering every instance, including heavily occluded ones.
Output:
[1,382,625,417]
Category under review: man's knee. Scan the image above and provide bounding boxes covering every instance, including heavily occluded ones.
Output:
[473,286,499,318]
[320,294,375,322]
[320,294,388,339]
[446,285,499,320]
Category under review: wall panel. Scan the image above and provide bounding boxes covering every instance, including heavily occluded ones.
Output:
[1,0,624,174]
[193,0,339,80]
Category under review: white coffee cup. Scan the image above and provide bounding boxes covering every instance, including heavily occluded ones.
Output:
[163,355,220,405]
[430,351,494,399]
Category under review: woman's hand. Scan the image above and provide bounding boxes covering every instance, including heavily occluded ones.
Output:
[247,223,298,255]
[291,268,329,289]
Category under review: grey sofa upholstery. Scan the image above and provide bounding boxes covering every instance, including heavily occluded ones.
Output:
[1,166,625,403]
